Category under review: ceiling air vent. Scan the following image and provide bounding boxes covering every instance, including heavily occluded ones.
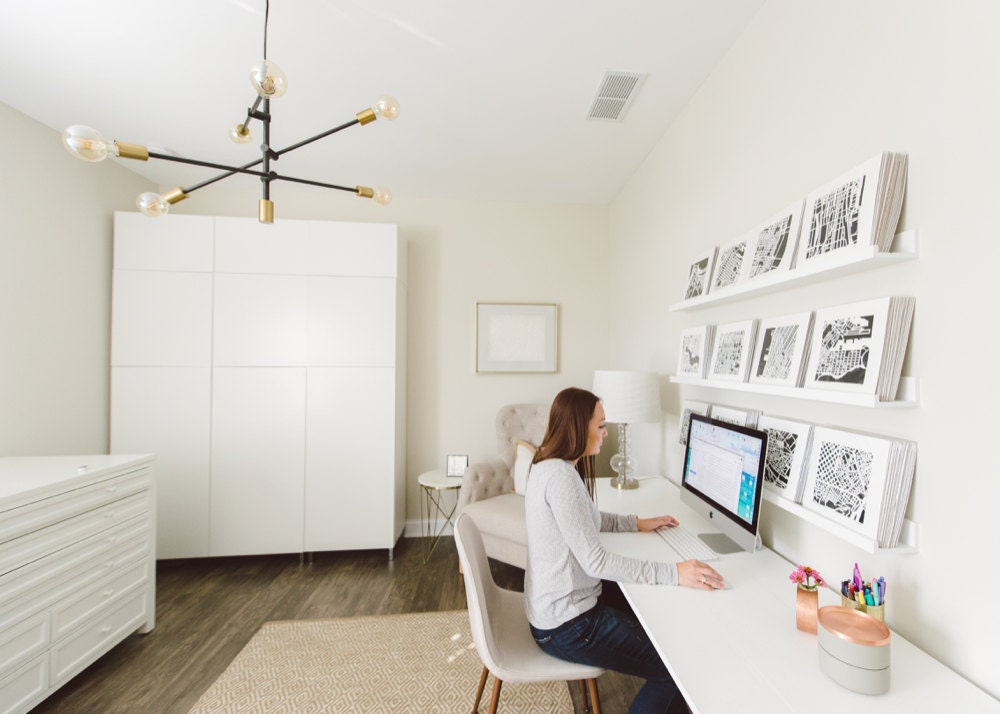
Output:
[586,71,646,122]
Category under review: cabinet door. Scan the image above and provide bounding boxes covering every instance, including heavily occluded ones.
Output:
[113,212,214,272]
[306,277,397,367]
[110,367,211,558]
[210,368,305,556]
[304,367,397,551]
[213,274,310,366]
[111,271,212,367]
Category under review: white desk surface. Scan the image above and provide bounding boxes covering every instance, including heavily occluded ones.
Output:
[595,477,999,713]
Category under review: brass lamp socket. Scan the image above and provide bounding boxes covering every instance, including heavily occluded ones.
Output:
[356,186,375,199]
[114,142,149,161]
[163,188,188,205]
[258,199,274,224]
[356,108,377,125]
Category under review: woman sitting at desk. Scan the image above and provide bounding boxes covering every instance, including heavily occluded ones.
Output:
[525,387,725,714]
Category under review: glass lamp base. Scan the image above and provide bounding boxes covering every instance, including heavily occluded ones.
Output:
[610,475,640,490]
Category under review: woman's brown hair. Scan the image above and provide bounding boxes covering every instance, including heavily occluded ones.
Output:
[532,387,600,498]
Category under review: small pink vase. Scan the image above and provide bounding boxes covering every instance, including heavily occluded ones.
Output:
[796,586,819,633]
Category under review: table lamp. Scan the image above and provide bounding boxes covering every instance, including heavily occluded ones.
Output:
[592,370,662,490]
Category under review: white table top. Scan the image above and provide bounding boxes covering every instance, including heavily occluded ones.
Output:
[0,454,154,507]
[595,477,999,713]
[417,469,463,490]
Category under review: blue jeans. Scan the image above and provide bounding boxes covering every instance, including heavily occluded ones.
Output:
[529,588,682,714]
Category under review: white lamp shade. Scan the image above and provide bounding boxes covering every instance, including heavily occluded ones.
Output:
[592,370,661,424]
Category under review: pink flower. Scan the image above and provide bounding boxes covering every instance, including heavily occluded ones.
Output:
[789,565,824,590]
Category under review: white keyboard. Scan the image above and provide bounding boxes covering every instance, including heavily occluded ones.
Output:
[656,525,719,562]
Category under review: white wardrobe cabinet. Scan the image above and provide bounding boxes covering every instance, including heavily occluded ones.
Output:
[110,212,406,560]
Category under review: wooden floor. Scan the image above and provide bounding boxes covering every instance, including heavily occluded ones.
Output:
[34,536,642,713]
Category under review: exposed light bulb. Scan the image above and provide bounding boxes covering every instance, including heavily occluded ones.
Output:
[249,60,287,98]
[373,186,393,206]
[62,125,118,162]
[229,123,253,144]
[136,192,169,217]
[374,95,400,121]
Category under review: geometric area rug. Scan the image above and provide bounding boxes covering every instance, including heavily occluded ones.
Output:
[188,610,574,713]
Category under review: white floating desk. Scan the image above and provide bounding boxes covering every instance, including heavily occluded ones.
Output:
[594,477,998,713]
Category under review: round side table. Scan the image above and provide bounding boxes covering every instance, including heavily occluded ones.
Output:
[417,469,463,563]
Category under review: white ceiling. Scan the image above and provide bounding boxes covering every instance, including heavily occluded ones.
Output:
[1,0,763,205]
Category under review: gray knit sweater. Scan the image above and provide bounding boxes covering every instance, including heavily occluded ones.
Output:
[524,459,679,630]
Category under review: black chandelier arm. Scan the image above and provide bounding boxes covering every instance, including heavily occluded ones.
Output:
[269,173,358,193]
[147,151,269,179]
[273,117,361,159]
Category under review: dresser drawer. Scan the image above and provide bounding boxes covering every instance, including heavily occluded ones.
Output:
[0,515,150,621]
[0,491,150,576]
[0,654,47,714]
[50,589,147,686]
[0,611,49,680]
[0,467,150,546]
[53,560,150,639]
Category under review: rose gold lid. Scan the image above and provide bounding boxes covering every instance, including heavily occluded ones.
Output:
[818,606,890,647]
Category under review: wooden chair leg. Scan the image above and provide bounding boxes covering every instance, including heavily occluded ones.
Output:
[488,677,503,714]
[578,680,591,713]
[472,666,489,713]
[587,678,601,714]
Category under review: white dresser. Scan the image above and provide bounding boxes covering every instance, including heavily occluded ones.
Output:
[0,455,155,714]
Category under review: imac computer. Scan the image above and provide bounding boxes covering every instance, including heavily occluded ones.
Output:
[680,413,768,554]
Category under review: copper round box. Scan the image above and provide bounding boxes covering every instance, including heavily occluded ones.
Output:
[817,605,891,695]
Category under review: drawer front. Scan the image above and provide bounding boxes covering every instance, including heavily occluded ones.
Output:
[0,491,150,576]
[0,515,150,623]
[0,467,151,546]
[0,611,49,679]
[52,560,150,639]
[50,590,147,686]
[0,654,48,714]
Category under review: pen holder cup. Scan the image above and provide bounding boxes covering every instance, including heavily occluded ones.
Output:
[841,596,885,623]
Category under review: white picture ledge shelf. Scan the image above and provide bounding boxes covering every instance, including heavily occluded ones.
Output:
[669,375,919,408]
[670,229,918,312]
[763,491,918,554]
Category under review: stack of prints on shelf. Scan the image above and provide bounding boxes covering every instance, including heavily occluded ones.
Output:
[796,151,908,266]
[757,415,813,503]
[803,297,914,401]
[801,427,917,548]
[708,404,761,429]
[749,312,814,387]
[708,320,759,382]
[678,400,711,446]
[744,199,806,280]
[676,325,715,379]
[683,249,718,299]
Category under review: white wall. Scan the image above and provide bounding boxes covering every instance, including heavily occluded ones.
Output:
[609,0,1000,699]
[0,102,155,455]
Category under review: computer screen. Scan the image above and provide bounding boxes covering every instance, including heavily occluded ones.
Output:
[680,413,768,554]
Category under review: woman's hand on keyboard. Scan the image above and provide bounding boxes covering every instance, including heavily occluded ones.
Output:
[677,560,726,591]
[636,515,679,532]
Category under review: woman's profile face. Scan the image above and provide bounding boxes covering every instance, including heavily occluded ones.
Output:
[584,402,608,456]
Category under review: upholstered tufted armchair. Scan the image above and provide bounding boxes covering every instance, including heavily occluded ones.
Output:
[456,403,549,569]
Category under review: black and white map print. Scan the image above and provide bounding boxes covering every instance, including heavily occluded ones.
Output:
[678,400,711,445]
[809,440,874,524]
[754,324,799,380]
[713,240,747,290]
[812,314,873,385]
[679,333,704,375]
[748,215,793,279]
[805,175,865,259]
[684,256,712,299]
[711,329,746,378]
[802,427,893,541]
[763,427,798,489]
[758,415,812,501]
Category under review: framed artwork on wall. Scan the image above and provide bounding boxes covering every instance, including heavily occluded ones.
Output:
[476,302,559,373]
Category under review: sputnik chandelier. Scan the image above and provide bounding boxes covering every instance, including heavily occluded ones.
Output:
[61,0,399,224]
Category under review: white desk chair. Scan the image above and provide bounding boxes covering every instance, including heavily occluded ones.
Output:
[454,513,604,713]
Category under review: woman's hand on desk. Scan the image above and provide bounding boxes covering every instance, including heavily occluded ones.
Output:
[636,515,678,532]
[677,560,726,591]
